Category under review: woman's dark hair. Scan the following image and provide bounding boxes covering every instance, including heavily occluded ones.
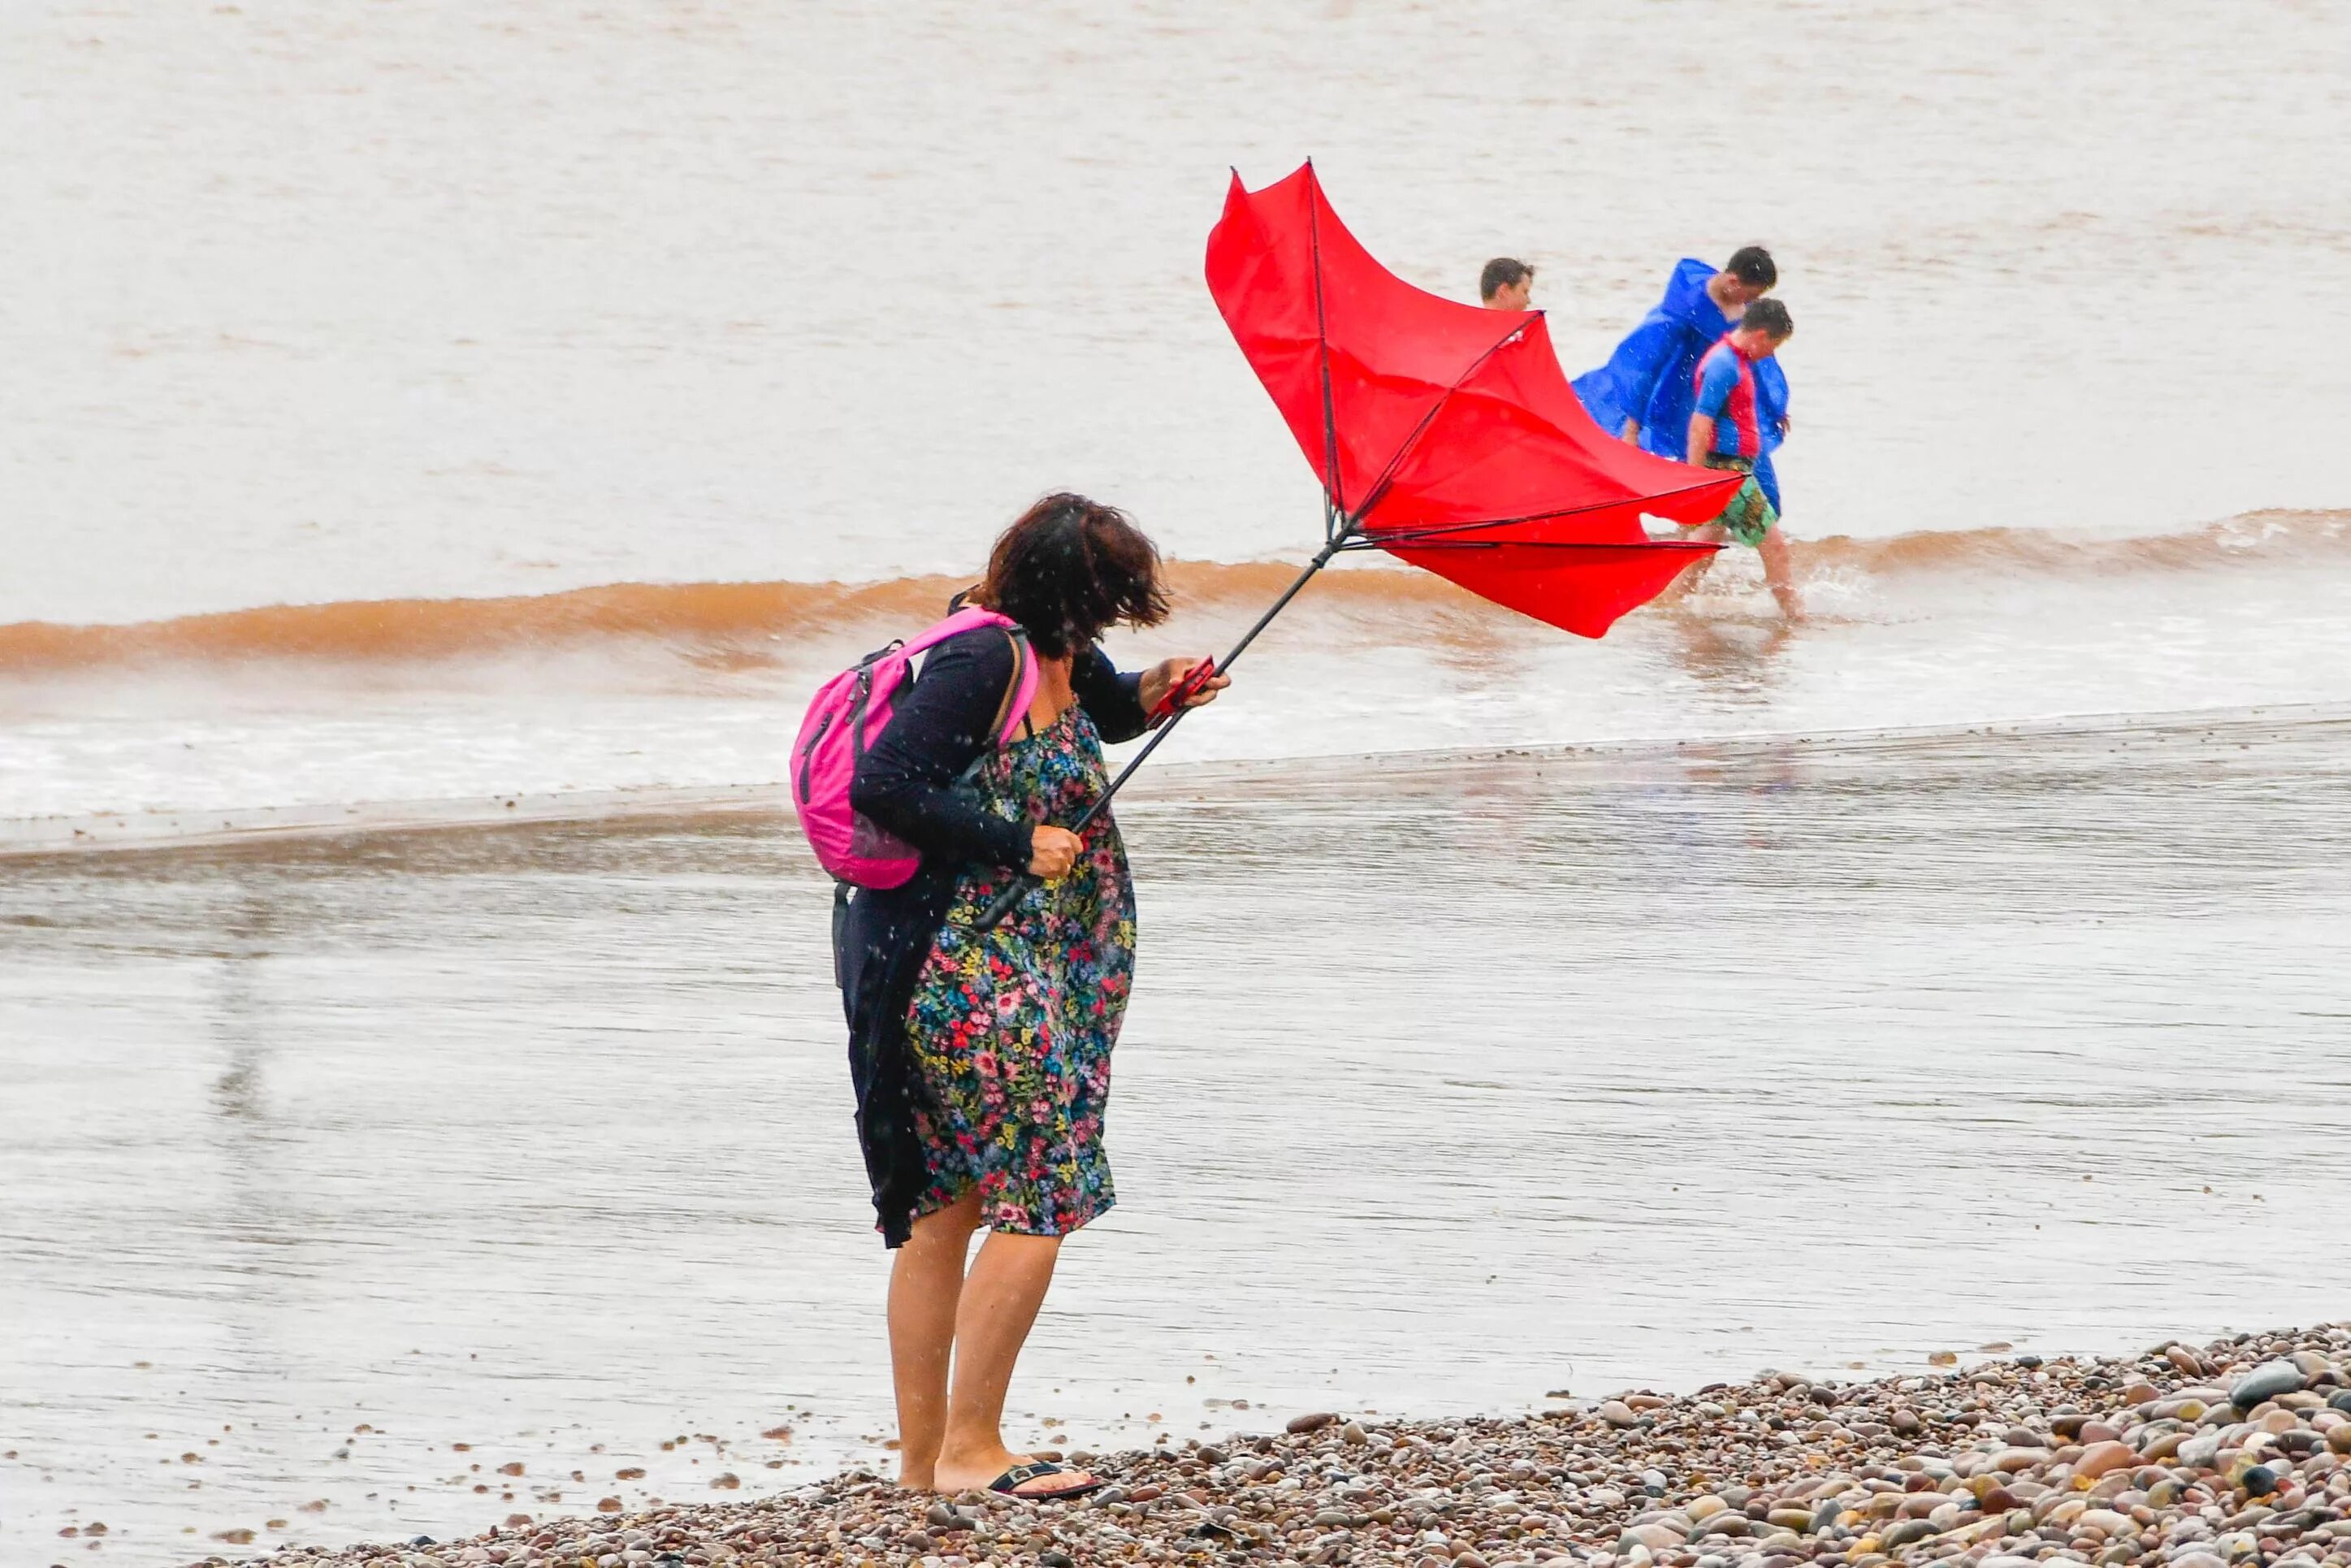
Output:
[970,493,1170,659]
[1725,245,1777,288]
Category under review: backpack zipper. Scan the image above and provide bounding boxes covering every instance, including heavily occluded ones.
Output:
[798,709,834,801]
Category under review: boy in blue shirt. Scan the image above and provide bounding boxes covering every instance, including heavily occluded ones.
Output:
[1682,300,1801,620]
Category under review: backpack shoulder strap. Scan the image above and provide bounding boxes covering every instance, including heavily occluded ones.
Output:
[985,626,1033,746]
[950,626,1034,788]
[904,606,1035,750]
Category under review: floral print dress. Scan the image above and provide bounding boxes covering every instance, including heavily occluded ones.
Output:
[900,701,1136,1235]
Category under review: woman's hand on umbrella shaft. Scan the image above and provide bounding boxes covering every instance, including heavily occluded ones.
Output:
[1140,656,1230,718]
[1027,825,1082,879]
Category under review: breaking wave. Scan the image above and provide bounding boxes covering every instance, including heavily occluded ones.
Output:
[1796,508,2349,576]
[2,509,2343,674]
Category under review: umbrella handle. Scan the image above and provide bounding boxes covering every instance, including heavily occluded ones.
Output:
[1146,655,1219,726]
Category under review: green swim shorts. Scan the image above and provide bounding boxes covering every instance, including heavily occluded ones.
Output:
[1699,453,1779,549]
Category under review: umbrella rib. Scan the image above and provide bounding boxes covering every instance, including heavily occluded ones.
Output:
[1348,538,1718,553]
[1347,318,1537,530]
[1352,474,1739,543]
[1308,167,1344,533]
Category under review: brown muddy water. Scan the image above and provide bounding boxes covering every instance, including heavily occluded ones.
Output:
[6,708,2349,1564]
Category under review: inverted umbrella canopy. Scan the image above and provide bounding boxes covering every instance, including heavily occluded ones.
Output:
[975,162,1738,930]
[1205,161,1739,637]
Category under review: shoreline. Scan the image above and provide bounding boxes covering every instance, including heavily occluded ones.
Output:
[192,1323,2351,1568]
[5,700,2345,863]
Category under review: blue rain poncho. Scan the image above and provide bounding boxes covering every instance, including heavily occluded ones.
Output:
[1573,258,1790,513]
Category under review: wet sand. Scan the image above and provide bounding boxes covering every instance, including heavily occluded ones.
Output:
[5,710,2349,1564]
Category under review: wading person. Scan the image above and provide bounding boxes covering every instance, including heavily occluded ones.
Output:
[1572,246,1790,515]
[1479,256,1535,310]
[1678,299,1803,619]
[838,494,1226,1500]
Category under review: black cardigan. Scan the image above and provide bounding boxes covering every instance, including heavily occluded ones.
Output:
[838,626,1149,1246]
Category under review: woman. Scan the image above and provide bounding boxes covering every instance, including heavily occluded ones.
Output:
[838,493,1226,1500]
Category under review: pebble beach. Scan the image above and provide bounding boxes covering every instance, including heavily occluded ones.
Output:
[167,1324,2351,1568]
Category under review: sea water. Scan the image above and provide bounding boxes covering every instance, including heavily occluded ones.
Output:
[5,0,2351,829]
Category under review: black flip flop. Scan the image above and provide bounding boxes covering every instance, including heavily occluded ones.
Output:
[987,1459,1104,1500]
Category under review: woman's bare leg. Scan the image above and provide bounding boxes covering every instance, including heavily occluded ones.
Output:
[1757,524,1804,620]
[886,1192,982,1489]
[932,1230,1092,1496]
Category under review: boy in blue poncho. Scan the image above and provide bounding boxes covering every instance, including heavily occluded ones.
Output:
[1573,247,1790,513]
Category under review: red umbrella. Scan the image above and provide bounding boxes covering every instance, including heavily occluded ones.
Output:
[1206,159,1738,636]
[979,162,1738,927]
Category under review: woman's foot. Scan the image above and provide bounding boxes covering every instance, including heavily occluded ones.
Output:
[903,1449,1049,1490]
[934,1442,1100,1499]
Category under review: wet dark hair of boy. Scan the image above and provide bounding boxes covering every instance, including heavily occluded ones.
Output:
[972,493,1171,659]
[1726,245,1777,289]
[1741,298,1795,339]
[1479,257,1534,301]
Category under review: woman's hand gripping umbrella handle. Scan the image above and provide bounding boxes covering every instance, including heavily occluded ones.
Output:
[973,657,1219,932]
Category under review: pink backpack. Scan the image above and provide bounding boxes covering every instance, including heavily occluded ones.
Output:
[791,606,1038,888]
